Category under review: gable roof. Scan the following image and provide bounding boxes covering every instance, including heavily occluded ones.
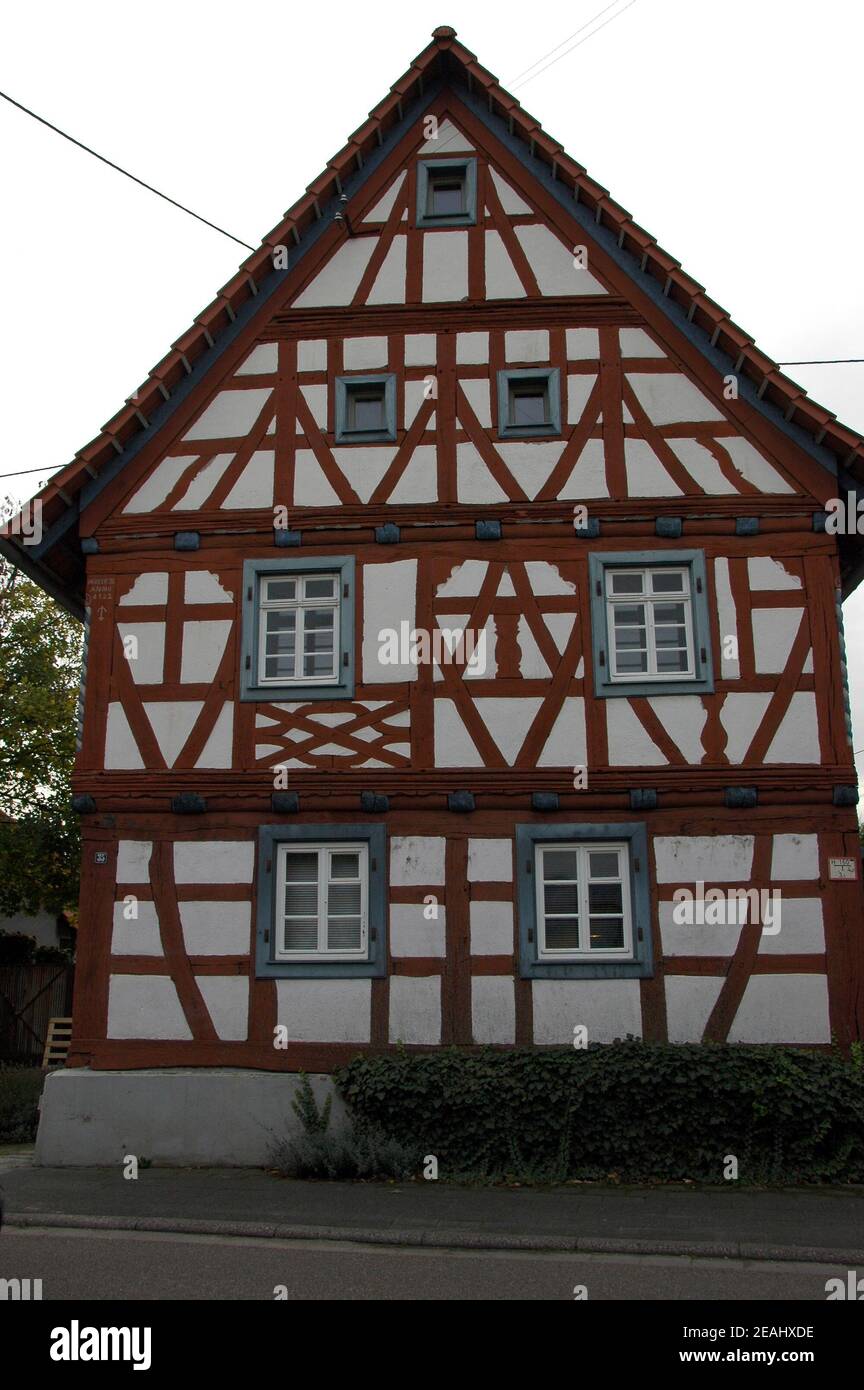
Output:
[4,23,864,616]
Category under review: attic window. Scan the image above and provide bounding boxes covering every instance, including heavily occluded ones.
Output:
[335,374,397,443]
[416,158,477,228]
[497,369,561,438]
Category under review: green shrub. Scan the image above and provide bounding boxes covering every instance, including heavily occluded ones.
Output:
[0,1064,44,1143]
[268,1072,422,1180]
[336,1043,864,1185]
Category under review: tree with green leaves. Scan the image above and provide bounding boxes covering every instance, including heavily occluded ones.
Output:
[0,496,83,923]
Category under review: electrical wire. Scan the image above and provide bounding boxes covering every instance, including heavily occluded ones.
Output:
[0,88,255,250]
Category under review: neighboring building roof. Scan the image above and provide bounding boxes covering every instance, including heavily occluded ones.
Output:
[3,24,863,614]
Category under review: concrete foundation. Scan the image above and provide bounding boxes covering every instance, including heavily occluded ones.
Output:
[35,1069,347,1167]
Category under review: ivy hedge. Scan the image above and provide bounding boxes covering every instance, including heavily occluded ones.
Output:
[337,1042,864,1184]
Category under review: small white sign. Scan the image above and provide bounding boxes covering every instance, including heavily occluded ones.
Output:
[828,857,858,881]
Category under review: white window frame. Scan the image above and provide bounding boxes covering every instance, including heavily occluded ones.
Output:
[605,565,695,683]
[257,572,341,688]
[274,841,369,962]
[534,841,633,961]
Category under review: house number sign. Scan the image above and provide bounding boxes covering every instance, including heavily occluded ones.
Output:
[828,857,857,880]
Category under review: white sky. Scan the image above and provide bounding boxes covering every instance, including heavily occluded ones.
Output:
[2,0,863,791]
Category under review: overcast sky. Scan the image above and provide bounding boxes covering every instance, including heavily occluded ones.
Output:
[2,0,863,790]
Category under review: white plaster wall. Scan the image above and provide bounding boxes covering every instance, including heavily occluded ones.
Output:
[404,334,436,366]
[390,836,445,885]
[469,901,514,954]
[566,328,599,359]
[143,702,202,766]
[624,439,683,496]
[771,834,820,880]
[116,622,165,685]
[332,446,397,503]
[123,458,195,514]
[619,328,665,358]
[294,450,341,506]
[105,705,144,770]
[111,901,162,956]
[361,558,418,682]
[367,239,407,305]
[718,693,772,763]
[389,904,446,957]
[459,377,492,426]
[344,337,389,370]
[472,697,542,764]
[567,374,597,424]
[184,389,272,441]
[388,444,438,503]
[274,979,371,1042]
[457,331,489,364]
[748,557,802,590]
[654,835,754,883]
[298,340,327,372]
[179,902,251,955]
[107,975,192,1040]
[179,620,232,684]
[434,699,483,766]
[484,229,526,298]
[292,238,376,308]
[606,700,668,766]
[505,329,549,362]
[532,979,643,1044]
[389,976,441,1043]
[173,453,233,509]
[515,224,606,295]
[627,373,723,424]
[536,696,588,767]
[196,703,233,769]
[174,841,254,884]
[664,977,724,1043]
[489,168,531,215]
[752,608,805,673]
[472,977,516,1044]
[723,439,793,494]
[468,838,513,882]
[195,976,249,1041]
[423,230,468,301]
[119,573,168,605]
[498,441,566,500]
[728,974,830,1043]
[713,558,740,678]
[184,572,232,604]
[758,898,825,954]
[559,438,609,497]
[668,439,737,494]
[236,343,277,375]
[764,692,820,763]
[222,450,274,509]
[457,442,508,502]
[363,170,406,222]
[116,840,152,882]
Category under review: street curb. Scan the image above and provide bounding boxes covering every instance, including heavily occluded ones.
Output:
[5,1211,863,1265]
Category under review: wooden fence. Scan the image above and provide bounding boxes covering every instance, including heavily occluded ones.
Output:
[0,964,75,1064]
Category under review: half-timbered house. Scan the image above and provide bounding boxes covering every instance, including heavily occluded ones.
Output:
[6,27,864,1163]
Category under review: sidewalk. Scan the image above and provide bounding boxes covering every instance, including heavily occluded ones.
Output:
[2,1160,863,1262]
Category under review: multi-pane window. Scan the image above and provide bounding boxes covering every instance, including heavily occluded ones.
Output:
[605,566,694,682]
[345,381,386,434]
[275,843,368,960]
[535,842,632,960]
[426,167,467,218]
[416,158,476,228]
[334,374,396,443]
[258,572,339,687]
[497,368,561,437]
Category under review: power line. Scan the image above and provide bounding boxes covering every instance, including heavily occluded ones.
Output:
[507,0,629,85]
[0,88,255,251]
[778,358,864,366]
[510,0,640,90]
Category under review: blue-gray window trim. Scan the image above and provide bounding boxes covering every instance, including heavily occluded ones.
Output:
[496,367,562,438]
[516,822,652,980]
[588,549,714,699]
[334,373,397,444]
[416,157,477,227]
[255,822,387,978]
[240,555,355,703]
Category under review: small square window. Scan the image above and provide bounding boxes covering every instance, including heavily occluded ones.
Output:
[497,368,561,438]
[240,557,355,703]
[256,824,387,978]
[588,551,714,699]
[516,823,652,980]
[335,374,396,443]
[416,158,477,228]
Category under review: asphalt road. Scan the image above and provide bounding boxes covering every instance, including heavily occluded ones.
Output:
[0,1226,846,1301]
